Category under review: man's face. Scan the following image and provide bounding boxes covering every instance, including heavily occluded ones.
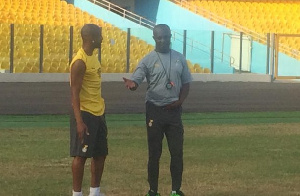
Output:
[153,27,171,53]
[93,30,103,49]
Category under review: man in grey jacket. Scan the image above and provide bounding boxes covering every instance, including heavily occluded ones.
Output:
[123,24,192,196]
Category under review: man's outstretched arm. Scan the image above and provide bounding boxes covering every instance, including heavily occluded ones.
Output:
[123,77,138,91]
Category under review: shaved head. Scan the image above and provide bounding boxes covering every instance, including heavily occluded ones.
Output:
[81,24,101,41]
[81,24,102,50]
[153,24,171,37]
[153,24,171,53]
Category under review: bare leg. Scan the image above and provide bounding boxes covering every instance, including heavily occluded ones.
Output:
[91,156,106,187]
[72,156,87,192]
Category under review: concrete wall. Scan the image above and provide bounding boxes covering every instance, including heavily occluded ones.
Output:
[107,0,135,12]
[3,75,300,115]
[134,0,159,23]
[0,73,271,83]
[74,0,141,29]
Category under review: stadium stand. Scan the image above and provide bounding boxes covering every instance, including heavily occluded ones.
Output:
[171,0,300,60]
[0,0,206,73]
[0,24,10,71]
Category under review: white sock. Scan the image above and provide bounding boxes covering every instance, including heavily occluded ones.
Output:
[172,191,177,194]
[72,190,83,196]
[89,187,100,196]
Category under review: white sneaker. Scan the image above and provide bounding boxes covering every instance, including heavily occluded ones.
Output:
[73,191,83,196]
[89,193,105,196]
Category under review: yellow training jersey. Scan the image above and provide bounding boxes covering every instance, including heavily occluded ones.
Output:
[70,48,105,116]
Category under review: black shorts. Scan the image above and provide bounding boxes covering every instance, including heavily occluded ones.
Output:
[70,111,108,158]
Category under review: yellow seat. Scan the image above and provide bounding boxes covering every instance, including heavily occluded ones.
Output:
[27,61,39,73]
[13,66,25,73]
[186,60,195,73]
[194,63,203,73]
[115,62,126,73]
[204,68,210,73]
[48,61,58,73]
[43,61,51,73]
[0,57,10,70]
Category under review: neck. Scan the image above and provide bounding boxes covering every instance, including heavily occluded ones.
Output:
[82,45,94,56]
[155,49,170,54]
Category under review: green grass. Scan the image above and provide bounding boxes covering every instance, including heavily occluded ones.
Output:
[2,111,300,128]
[1,112,300,195]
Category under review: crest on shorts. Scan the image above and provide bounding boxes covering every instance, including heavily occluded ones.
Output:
[82,145,88,153]
[148,119,153,127]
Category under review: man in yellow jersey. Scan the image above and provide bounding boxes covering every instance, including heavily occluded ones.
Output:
[70,24,107,196]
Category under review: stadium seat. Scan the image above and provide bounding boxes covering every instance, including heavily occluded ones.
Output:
[194,63,204,73]
[0,57,10,70]
[0,0,156,73]
[43,61,51,73]
[178,0,300,61]
[204,68,210,74]
[28,61,39,73]
[186,60,195,73]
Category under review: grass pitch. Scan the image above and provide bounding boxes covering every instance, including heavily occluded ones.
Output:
[1,112,300,196]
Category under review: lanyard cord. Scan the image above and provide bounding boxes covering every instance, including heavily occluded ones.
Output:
[155,50,171,82]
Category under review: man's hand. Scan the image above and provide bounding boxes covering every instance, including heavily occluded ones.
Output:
[164,83,190,110]
[123,77,138,91]
[164,100,182,110]
[76,121,89,144]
